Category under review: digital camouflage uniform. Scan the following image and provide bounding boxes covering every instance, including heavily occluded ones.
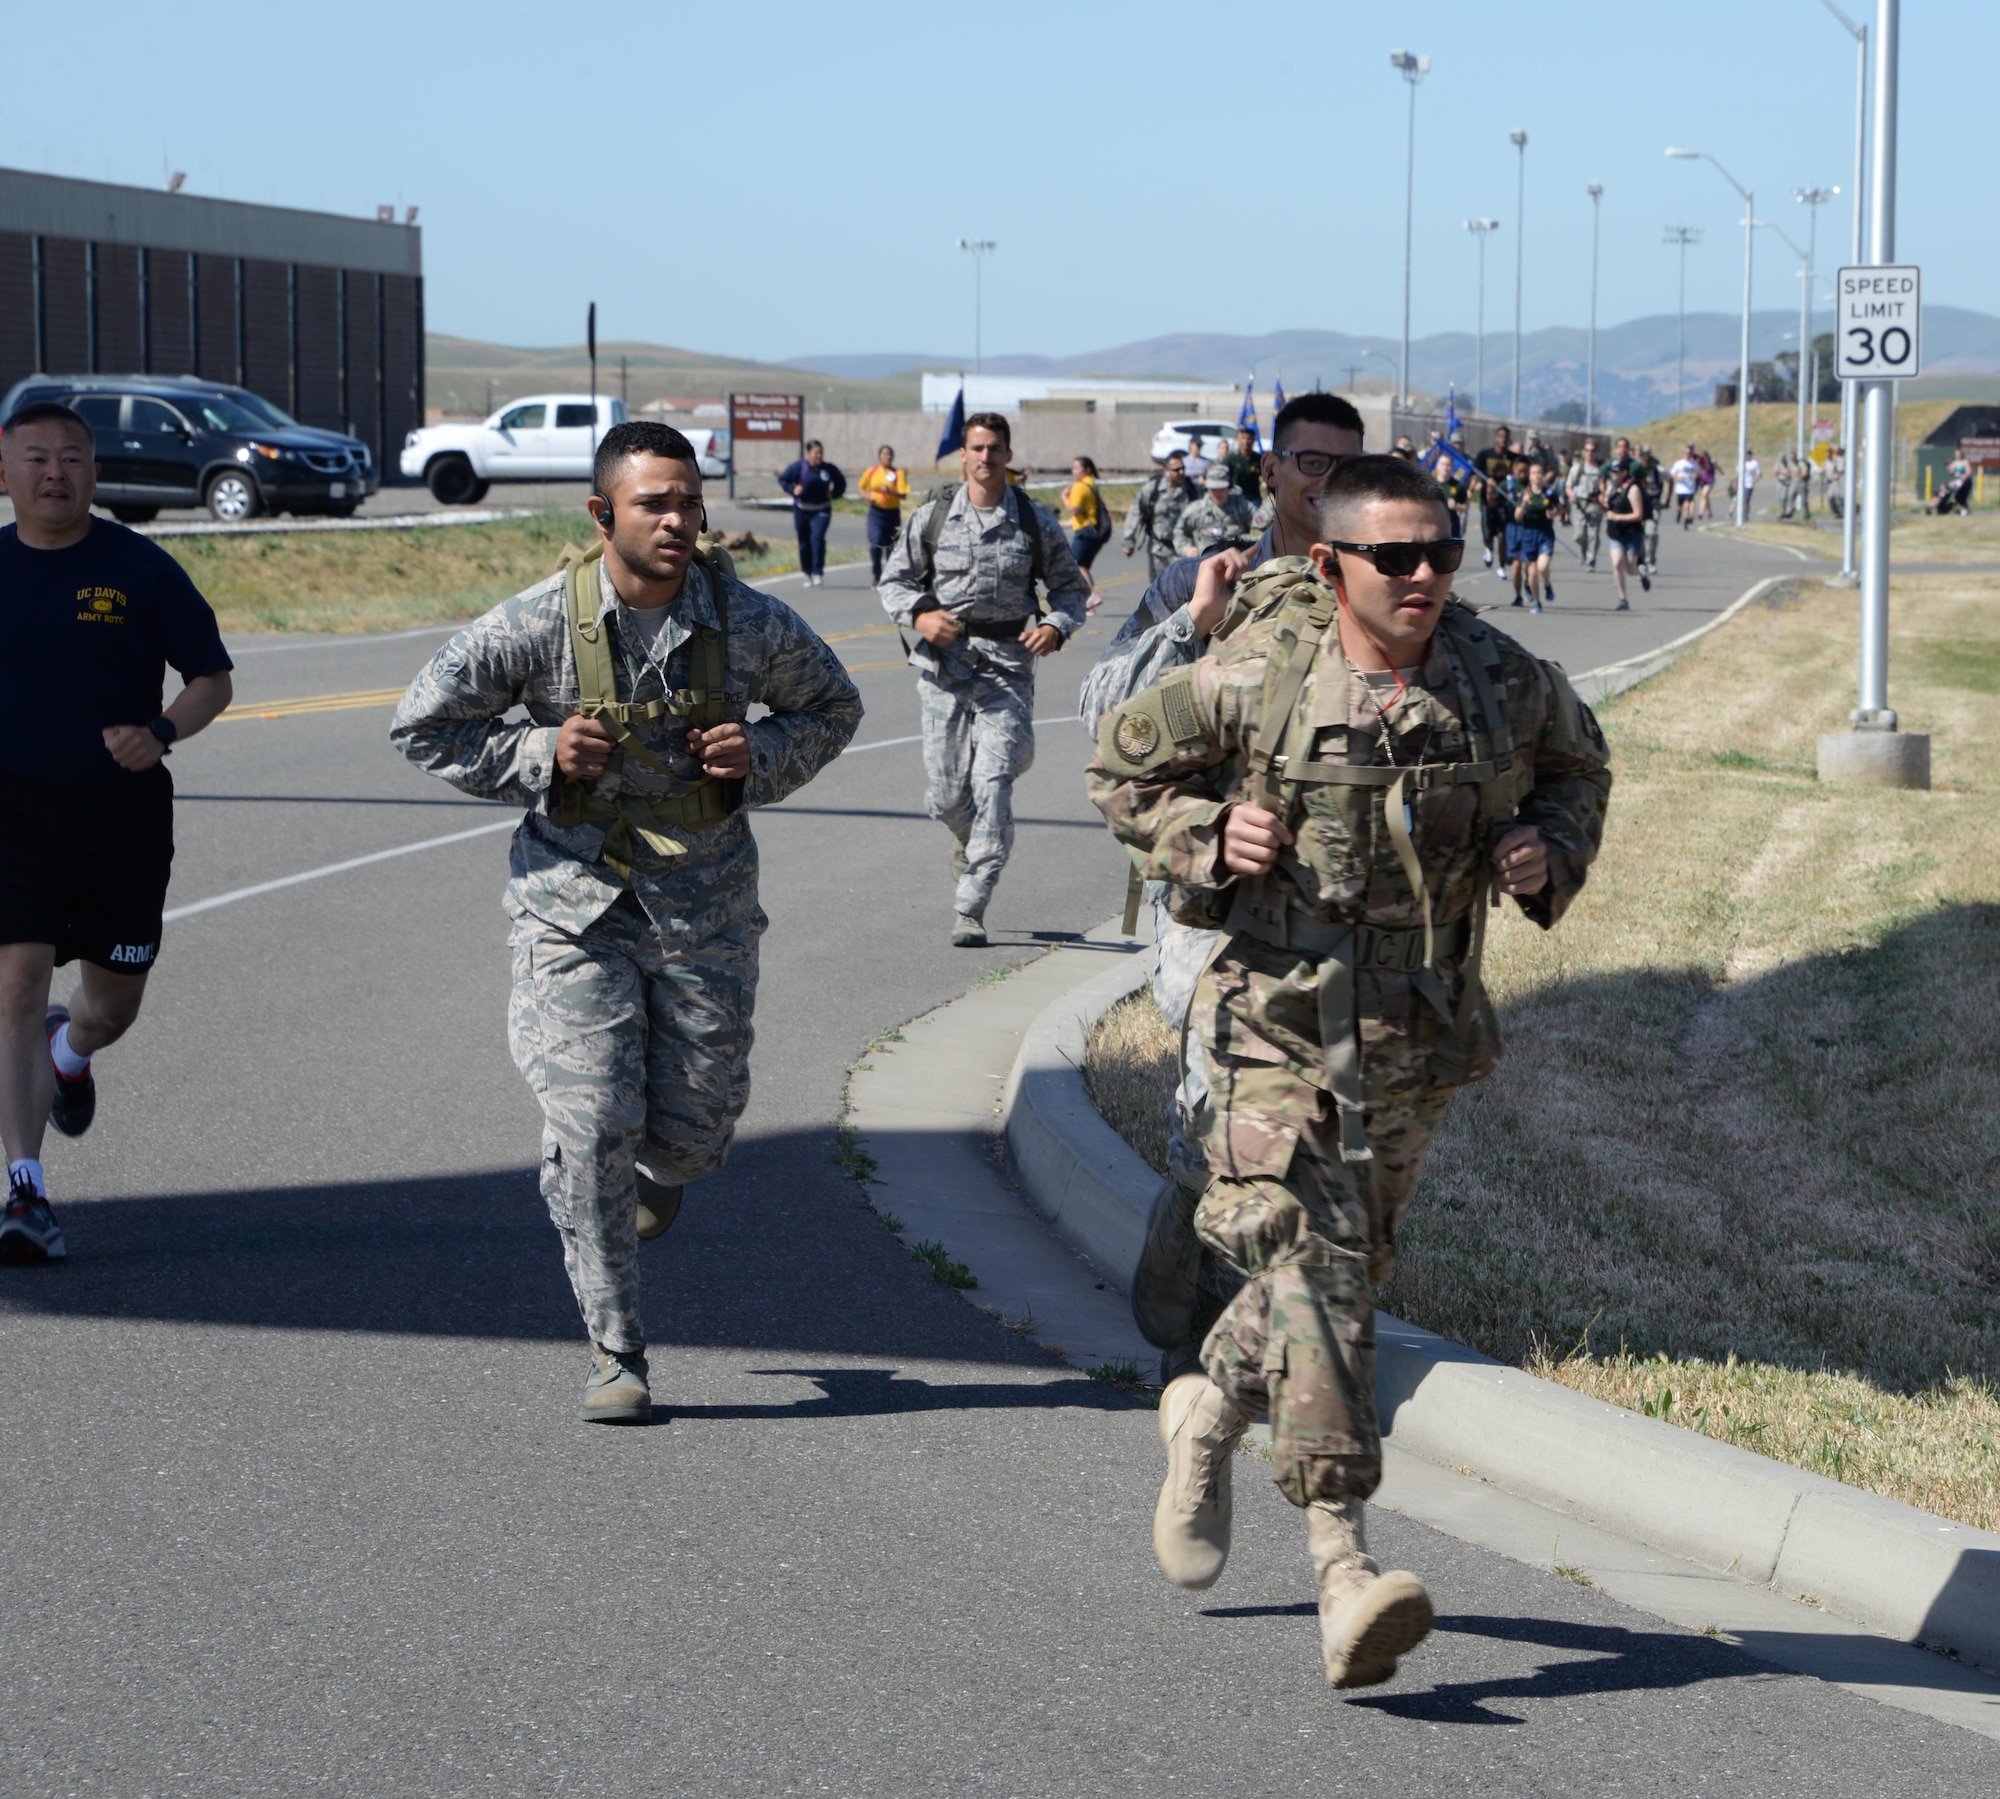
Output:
[1087,565,1610,1507]
[1122,473,1200,577]
[1172,490,1258,559]
[879,485,1089,920]
[392,553,862,1354]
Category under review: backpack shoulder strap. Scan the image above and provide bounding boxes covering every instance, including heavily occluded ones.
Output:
[686,553,731,729]
[562,541,616,715]
[920,483,960,571]
[1010,485,1046,598]
[1246,584,1341,809]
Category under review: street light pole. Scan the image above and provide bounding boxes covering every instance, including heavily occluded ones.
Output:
[1390,52,1430,412]
[1667,147,1754,526]
[957,238,995,373]
[1509,131,1528,422]
[1857,0,1898,726]
[1465,219,1499,414]
[1585,183,1603,430]
[1821,0,1868,580]
[1793,187,1838,462]
[1663,226,1702,416]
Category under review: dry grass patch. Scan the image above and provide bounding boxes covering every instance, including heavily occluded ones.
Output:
[1736,506,2000,567]
[166,511,856,634]
[1084,990,1176,1178]
[1083,571,2000,1528]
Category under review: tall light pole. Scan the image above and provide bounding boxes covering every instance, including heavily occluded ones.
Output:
[1465,219,1499,414]
[1793,187,1838,461]
[1390,51,1430,411]
[1820,0,1868,581]
[1509,130,1528,422]
[1857,0,1899,729]
[1663,226,1703,416]
[957,237,995,373]
[1585,183,1603,430]
[1667,147,1754,526]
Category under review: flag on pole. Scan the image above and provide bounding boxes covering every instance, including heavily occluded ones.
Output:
[1423,387,1479,486]
[1272,376,1287,422]
[936,383,966,461]
[1237,377,1263,451]
[1444,386,1461,441]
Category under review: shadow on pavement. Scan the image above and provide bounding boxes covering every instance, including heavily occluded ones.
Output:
[668,1365,1144,1420]
[0,1132,1068,1376]
[1351,1613,1757,1723]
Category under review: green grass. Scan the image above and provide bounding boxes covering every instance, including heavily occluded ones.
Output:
[164,508,861,634]
[909,1240,977,1289]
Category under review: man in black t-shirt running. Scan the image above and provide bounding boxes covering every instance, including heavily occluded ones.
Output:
[0,403,233,1261]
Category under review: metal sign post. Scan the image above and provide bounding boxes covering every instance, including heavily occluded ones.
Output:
[1819,0,1928,790]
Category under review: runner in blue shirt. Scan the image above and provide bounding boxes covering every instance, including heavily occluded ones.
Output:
[0,402,233,1261]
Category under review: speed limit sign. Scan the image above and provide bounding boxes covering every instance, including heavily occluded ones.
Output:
[1836,265,1922,380]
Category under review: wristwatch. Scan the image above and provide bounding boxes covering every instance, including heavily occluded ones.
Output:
[148,716,178,752]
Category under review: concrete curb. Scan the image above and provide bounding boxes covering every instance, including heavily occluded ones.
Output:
[993,582,2000,1676]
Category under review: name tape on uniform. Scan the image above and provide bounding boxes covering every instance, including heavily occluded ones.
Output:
[1836,265,1922,381]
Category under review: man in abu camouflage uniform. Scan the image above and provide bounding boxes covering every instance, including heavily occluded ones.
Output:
[878,412,1089,946]
[1087,454,1610,1689]
[1121,451,1197,577]
[1082,393,1366,1383]
[1172,462,1258,558]
[393,421,861,1424]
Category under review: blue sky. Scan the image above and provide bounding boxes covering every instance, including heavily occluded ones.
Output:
[5,1,1987,363]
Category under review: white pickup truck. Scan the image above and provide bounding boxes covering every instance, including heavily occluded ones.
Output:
[399,393,730,503]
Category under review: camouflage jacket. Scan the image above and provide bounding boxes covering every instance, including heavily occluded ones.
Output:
[1085,567,1611,1089]
[1080,527,1277,729]
[392,556,862,941]
[1172,490,1258,558]
[877,483,1090,685]
[1121,472,1198,559]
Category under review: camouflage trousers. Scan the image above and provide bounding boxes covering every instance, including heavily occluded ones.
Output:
[1195,1041,1455,1507]
[507,892,761,1354]
[918,660,1036,919]
[1148,891,1220,1193]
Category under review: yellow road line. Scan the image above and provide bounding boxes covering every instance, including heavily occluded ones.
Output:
[222,686,407,720]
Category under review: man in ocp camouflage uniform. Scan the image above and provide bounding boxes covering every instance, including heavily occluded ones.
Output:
[1081,393,1365,1384]
[393,421,861,1424]
[1121,451,1197,577]
[1088,455,1609,1690]
[1172,462,1258,558]
[878,411,1089,946]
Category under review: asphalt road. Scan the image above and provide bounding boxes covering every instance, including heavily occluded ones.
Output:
[5,526,1991,1795]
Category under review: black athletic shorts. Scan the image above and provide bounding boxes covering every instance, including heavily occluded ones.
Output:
[0,765,175,972]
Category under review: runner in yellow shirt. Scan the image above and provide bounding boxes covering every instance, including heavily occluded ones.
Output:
[1063,456,1111,607]
[858,445,911,582]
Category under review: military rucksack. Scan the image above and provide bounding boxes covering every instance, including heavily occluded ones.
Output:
[914,480,1047,599]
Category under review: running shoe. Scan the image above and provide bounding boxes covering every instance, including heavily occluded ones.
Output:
[1543,585,1556,604]
[1615,598,1630,611]
[0,1173,66,1263]
[1640,571,1652,592]
[1529,601,1543,614]
[45,1007,95,1139]
[1510,595,1525,608]
[1482,547,1494,567]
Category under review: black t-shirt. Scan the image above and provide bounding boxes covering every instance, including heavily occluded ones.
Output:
[0,519,232,787]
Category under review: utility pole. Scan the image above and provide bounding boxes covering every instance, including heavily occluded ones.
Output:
[1821,0,1868,581]
[1465,219,1499,414]
[1821,0,1926,788]
[958,238,996,374]
[1509,131,1528,422]
[1585,184,1603,430]
[1663,226,1702,416]
[1390,51,1430,410]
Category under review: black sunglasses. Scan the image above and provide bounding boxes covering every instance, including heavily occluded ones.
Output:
[1273,448,1354,479]
[1327,537,1466,579]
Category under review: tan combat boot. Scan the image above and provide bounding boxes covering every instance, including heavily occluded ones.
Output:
[1307,1497,1434,1689]
[635,1167,683,1242]
[1153,1373,1251,1589]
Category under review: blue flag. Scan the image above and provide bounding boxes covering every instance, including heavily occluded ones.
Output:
[1237,378,1263,451]
[936,385,966,461]
[1272,377,1287,422]
[1444,387,1462,440]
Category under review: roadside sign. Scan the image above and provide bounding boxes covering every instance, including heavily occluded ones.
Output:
[1835,266,1922,380]
[727,391,804,499]
[1959,435,2000,471]
[729,392,804,439]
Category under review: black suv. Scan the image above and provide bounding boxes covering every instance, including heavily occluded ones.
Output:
[0,374,379,523]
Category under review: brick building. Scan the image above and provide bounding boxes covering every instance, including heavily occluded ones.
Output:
[0,167,422,473]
